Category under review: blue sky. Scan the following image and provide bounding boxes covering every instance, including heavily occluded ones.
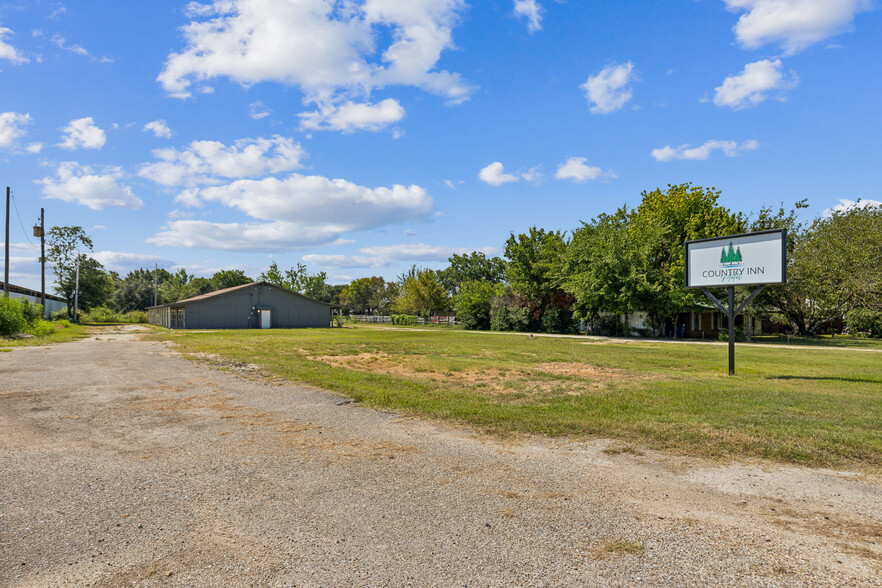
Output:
[2,0,880,290]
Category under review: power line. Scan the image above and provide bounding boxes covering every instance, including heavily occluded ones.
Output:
[10,191,37,249]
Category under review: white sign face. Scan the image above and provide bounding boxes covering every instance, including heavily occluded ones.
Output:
[685,230,786,288]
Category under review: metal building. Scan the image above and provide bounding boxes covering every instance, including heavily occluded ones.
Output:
[147,282,341,329]
[0,281,67,317]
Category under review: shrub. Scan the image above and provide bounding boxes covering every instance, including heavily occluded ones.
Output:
[846,309,882,338]
[27,320,57,337]
[718,326,747,342]
[391,314,418,326]
[56,319,71,328]
[79,306,148,324]
[51,308,70,321]
[20,299,44,324]
[540,307,578,334]
[453,281,502,331]
[490,299,532,332]
[0,297,28,336]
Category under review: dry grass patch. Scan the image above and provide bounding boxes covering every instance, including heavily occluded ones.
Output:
[304,353,640,400]
[602,445,645,456]
[591,539,645,559]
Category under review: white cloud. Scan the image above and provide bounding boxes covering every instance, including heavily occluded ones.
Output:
[52,34,113,62]
[0,112,32,148]
[91,251,175,272]
[299,98,406,133]
[651,139,759,162]
[555,157,602,182]
[581,62,635,114]
[143,119,172,139]
[713,59,797,109]
[57,117,106,150]
[139,135,306,187]
[0,26,28,64]
[249,101,271,120]
[301,253,384,268]
[151,220,353,252]
[514,0,543,33]
[158,0,473,119]
[724,0,872,55]
[479,161,521,186]
[26,142,43,154]
[303,243,494,269]
[823,198,882,217]
[38,162,143,210]
[150,174,434,252]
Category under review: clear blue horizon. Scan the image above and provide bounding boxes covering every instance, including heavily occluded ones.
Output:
[2,0,880,291]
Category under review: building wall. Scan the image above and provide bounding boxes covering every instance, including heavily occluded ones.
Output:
[6,290,66,317]
[150,284,333,329]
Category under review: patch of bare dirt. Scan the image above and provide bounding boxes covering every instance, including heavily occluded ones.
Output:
[303,353,636,399]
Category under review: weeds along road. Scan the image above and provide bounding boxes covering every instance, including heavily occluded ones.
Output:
[1,325,880,587]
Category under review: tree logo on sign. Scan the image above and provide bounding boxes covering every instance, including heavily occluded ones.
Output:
[720,241,743,266]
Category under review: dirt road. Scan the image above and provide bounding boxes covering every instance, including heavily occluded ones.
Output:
[1,326,880,586]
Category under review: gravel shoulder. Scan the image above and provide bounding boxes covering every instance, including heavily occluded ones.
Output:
[1,325,880,587]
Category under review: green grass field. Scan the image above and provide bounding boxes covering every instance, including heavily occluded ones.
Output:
[160,325,882,469]
[0,323,89,348]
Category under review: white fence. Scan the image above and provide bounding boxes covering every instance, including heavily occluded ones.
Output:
[348,314,460,326]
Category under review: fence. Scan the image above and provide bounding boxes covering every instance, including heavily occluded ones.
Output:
[348,314,460,326]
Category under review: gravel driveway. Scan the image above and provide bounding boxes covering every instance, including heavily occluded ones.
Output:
[1,326,880,587]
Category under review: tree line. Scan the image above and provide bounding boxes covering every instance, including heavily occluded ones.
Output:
[45,183,881,337]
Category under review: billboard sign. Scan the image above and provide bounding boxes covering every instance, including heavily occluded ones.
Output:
[685,229,787,289]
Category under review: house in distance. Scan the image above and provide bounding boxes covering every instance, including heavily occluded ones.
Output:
[147,282,341,329]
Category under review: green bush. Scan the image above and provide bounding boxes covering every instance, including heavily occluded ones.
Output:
[80,306,148,324]
[718,326,747,342]
[391,314,418,326]
[453,281,501,331]
[490,299,532,332]
[51,308,70,321]
[540,307,578,334]
[846,309,882,338]
[27,320,57,337]
[0,297,28,336]
[56,319,71,328]
[20,299,44,324]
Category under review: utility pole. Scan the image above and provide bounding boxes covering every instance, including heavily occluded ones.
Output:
[73,257,80,323]
[40,208,45,316]
[4,187,9,297]
[153,263,158,306]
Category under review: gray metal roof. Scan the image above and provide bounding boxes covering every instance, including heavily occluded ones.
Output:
[147,281,340,309]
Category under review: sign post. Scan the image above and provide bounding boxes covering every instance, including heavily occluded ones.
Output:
[685,229,787,375]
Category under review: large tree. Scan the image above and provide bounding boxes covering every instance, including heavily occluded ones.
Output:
[754,201,882,335]
[629,184,744,334]
[45,226,111,314]
[504,226,569,322]
[437,252,506,296]
[559,206,664,330]
[159,269,213,303]
[210,269,252,291]
[393,268,449,318]
[453,280,503,330]
[112,268,173,312]
[340,277,397,315]
[558,184,743,335]
[259,262,333,301]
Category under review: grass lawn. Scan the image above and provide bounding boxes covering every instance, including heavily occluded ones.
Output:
[749,334,882,349]
[0,323,89,349]
[159,324,882,469]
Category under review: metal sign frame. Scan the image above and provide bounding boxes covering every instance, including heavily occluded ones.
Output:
[684,228,787,289]
[684,229,787,376]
